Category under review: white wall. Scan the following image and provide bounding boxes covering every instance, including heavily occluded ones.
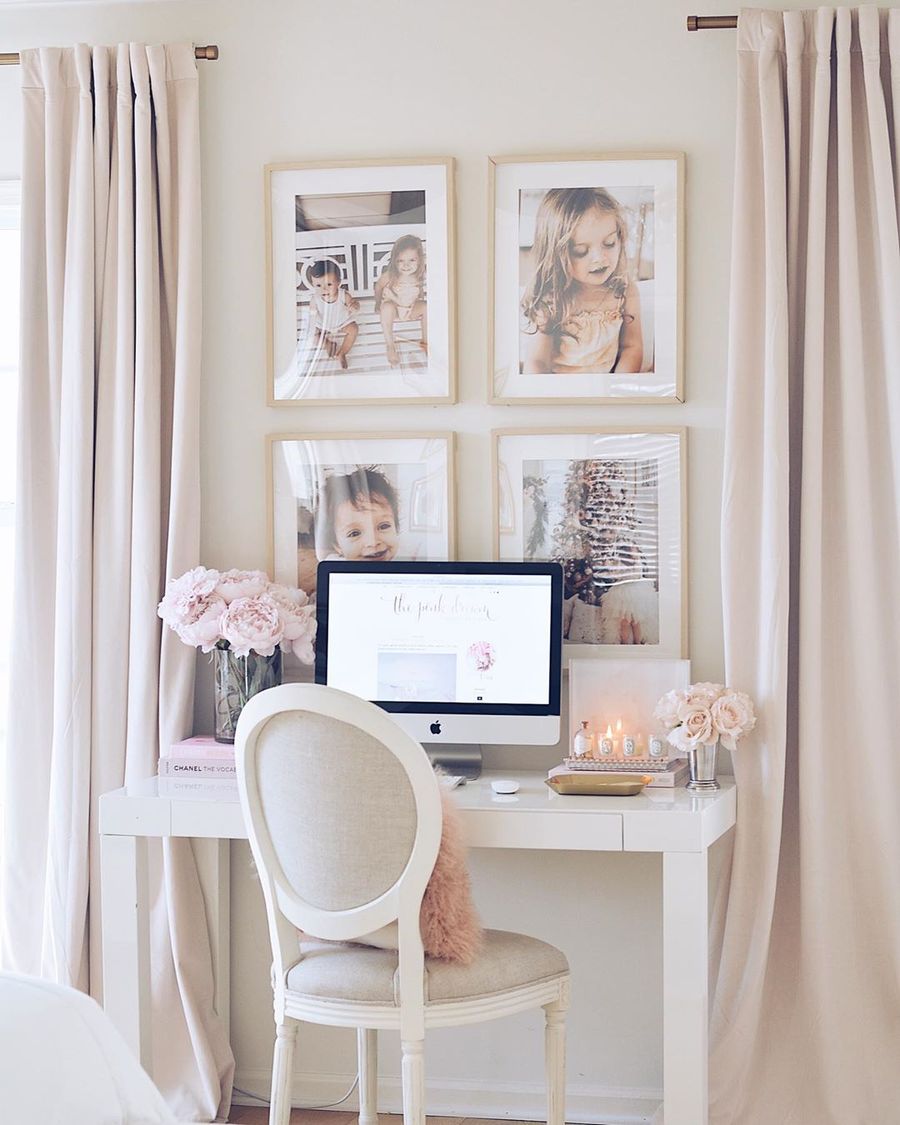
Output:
[0,0,824,1117]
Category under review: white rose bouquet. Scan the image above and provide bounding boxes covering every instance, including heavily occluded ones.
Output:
[157,566,316,664]
[654,682,756,754]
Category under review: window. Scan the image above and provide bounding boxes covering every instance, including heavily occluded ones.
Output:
[0,181,20,852]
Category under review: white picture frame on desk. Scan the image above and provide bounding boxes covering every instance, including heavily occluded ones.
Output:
[568,657,691,753]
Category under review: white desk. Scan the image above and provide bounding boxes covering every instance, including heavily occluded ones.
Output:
[99,770,735,1125]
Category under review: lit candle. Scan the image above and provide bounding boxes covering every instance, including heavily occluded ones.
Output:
[614,718,623,756]
[600,723,614,756]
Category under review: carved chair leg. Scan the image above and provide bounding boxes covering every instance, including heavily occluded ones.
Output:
[358,1027,378,1125]
[544,996,568,1125]
[269,1019,298,1125]
[400,1037,426,1125]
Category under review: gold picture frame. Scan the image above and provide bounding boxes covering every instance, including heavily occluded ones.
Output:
[488,152,685,405]
[266,157,457,406]
[268,431,457,599]
[492,426,687,658]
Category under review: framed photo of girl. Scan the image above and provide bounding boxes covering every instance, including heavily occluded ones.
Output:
[266,158,456,406]
[489,153,684,404]
[268,432,456,599]
[493,427,686,658]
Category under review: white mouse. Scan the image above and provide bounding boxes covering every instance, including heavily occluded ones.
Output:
[490,778,520,795]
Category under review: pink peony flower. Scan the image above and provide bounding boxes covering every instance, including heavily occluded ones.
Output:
[269,584,317,665]
[286,621,316,665]
[175,593,228,652]
[711,691,756,750]
[156,567,222,648]
[215,569,269,604]
[219,594,284,657]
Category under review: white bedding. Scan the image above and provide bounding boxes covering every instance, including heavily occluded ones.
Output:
[0,972,178,1125]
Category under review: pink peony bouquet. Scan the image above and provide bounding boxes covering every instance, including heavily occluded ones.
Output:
[654,682,756,753]
[157,566,316,664]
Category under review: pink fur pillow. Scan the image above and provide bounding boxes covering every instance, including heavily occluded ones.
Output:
[419,789,483,963]
[301,788,483,965]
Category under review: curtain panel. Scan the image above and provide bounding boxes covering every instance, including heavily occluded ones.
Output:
[0,44,233,1120]
[715,9,900,1123]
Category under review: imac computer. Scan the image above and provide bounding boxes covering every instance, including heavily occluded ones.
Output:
[315,560,563,777]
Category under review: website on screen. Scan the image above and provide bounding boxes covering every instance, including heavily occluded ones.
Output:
[326,573,552,705]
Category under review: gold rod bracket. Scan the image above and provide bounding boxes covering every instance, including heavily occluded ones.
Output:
[687,15,738,31]
[1,44,219,66]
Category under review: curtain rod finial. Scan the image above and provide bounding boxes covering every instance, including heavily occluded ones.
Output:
[687,15,699,31]
[194,45,219,61]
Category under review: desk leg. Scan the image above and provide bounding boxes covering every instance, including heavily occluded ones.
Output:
[663,850,709,1125]
[100,832,152,1071]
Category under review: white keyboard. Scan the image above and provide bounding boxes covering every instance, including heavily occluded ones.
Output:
[438,774,467,789]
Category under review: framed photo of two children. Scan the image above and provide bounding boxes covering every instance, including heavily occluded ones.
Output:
[489,153,684,404]
[266,158,455,405]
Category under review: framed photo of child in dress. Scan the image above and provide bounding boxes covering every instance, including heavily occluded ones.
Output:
[266,159,456,405]
[268,432,456,598]
[493,428,686,658]
[489,153,684,404]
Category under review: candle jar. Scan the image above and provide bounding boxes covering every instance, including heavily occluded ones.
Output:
[623,736,636,757]
[649,735,666,758]
[599,736,614,756]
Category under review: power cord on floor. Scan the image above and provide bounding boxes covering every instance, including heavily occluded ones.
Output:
[231,1073,359,1111]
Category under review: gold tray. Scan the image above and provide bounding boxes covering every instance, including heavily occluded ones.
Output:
[545,773,653,796]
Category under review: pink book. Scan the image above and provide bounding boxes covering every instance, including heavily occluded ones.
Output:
[163,736,235,760]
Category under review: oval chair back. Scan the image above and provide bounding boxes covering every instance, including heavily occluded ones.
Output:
[234,683,442,1033]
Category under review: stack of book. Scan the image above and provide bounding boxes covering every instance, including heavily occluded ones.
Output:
[157,736,240,801]
[552,755,690,789]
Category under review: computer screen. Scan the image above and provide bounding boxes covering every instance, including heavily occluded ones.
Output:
[315,560,562,748]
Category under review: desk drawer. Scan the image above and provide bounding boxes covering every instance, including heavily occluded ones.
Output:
[462,809,622,851]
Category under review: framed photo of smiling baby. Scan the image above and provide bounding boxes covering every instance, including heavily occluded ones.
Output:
[266,158,456,405]
[489,153,684,404]
[268,433,456,600]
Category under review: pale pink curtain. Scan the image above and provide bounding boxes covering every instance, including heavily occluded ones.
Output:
[715,8,900,1123]
[0,44,233,1120]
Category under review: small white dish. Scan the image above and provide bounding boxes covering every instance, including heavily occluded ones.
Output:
[490,778,520,795]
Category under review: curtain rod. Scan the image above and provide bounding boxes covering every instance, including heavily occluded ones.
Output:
[0,45,219,66]
[687,16,738,30]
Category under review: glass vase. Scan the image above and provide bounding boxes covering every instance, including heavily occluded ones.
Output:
[686,740,720,793]
[213,647,282,744]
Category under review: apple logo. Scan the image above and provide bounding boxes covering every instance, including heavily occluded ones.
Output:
[429,720,442,735]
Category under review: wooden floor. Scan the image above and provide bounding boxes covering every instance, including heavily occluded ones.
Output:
[229,1110,549,1124]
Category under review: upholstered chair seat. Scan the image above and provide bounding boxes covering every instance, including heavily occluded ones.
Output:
[287,929,569,1006]
[236,684,570,1125]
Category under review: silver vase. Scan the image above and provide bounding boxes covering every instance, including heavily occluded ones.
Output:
[686,740,720,793]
